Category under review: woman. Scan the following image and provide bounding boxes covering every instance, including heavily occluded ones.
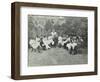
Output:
[43,36,51,49]
[51,29,58,47]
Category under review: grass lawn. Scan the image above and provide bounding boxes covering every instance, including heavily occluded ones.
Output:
[28,47,87,66]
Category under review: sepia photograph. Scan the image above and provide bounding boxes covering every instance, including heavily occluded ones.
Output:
[28,15,88,67]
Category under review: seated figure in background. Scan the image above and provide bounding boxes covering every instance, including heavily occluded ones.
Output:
[51,29,58,47]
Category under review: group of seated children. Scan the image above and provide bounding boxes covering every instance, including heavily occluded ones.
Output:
[29,30,83,55]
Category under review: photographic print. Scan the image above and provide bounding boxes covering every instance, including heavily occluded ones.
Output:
[11,2,97,80]
[28,15,88,66]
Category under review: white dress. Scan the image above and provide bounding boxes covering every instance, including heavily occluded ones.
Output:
[43,37,50,49]
[29,39,40,49]
[58,36,63,45]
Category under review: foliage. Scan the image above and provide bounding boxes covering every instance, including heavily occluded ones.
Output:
[28,15,88,47]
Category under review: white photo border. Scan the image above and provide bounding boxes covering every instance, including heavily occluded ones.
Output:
[20,7,95,75]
